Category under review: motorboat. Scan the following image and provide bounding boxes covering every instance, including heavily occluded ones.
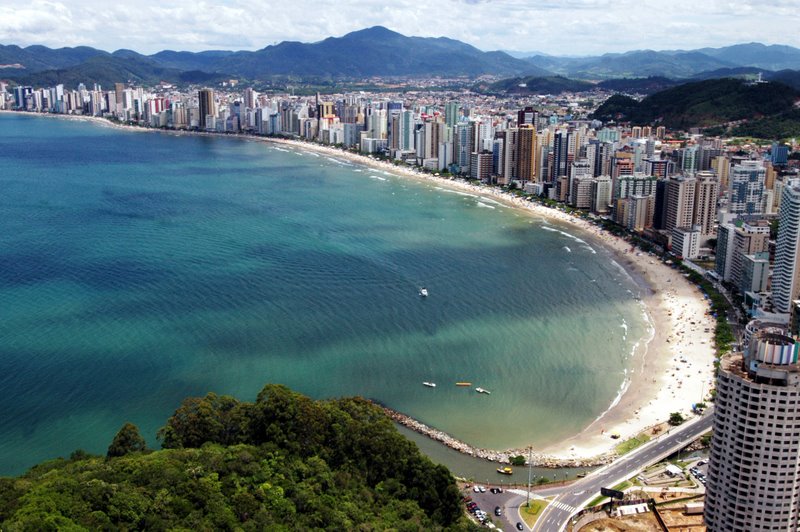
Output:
[423,382,436,388]
[419,287,428,297]
[456,382,472,387]
[475,387,491,394]
[496,467,513,475]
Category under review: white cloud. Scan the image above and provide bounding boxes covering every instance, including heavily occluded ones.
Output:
[0,0,795,55]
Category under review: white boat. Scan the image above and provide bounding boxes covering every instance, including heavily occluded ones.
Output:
[475,387,491,394]
[419,287,429,297]
[423,382,436,388]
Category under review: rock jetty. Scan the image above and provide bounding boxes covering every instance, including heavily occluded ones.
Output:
[382,406,617,469]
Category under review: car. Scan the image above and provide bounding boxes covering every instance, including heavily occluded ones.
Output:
[516,523,525,531]
[698,460,707,466]
[473,486,480,493]
[490,487,499,494]
[478,486,486,493]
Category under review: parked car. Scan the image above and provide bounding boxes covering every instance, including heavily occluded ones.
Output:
[516,523,525,530]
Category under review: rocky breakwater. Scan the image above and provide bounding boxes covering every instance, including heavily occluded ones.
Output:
[383,407,617,469]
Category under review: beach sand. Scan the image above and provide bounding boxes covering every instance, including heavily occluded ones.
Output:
[5,111,717,462]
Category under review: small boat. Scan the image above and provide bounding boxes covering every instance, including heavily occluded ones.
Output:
[496,467,513,475]
[576,472,587,478]
[423,382,436,388]
[456,382,472,387]
[475,387,491,394]
[419,287,428,297]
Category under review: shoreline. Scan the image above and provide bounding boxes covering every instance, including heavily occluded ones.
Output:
[3,110,718,465]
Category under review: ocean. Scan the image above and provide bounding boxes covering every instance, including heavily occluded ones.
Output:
[0,113,650,475]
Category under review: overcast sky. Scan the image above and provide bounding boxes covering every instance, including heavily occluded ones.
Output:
[1,0,796,56]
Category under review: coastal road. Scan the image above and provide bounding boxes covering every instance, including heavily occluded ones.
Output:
[531,411,714,531]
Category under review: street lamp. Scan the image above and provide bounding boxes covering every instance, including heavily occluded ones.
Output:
[526,446,533,508]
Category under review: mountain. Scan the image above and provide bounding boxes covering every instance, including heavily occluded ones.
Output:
[201,26,546,78]
[0,44,107,73]
[524,43,800,80]
[591,78,800,129]
[5,34,800,85]
[696,43,800,72]
[527,50,735,79]
[0,384,466,530]
[8,54,225,88]
[2,27,545,84]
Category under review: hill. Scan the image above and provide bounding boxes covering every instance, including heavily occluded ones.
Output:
[596,76,679,94]
[479,75,593,94]
[0,384,466,530]
[731,108,800,139]
[591,78,800,129]
[10,54,190,88]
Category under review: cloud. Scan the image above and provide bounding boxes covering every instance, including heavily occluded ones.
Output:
[0,0,796,55]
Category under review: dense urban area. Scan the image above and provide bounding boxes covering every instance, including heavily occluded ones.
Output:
[4,69,800,532]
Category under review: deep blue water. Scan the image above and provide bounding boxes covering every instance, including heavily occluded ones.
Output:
[0,113,649,475]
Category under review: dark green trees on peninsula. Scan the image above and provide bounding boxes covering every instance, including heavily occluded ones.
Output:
[0,384,466,530]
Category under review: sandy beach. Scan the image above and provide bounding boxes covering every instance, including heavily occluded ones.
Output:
[5,111,718,463]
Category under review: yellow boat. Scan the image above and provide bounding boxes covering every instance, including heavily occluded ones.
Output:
[496,467,513,475]
[456,382,472,386]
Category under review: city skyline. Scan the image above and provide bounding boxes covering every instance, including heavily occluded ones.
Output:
[1,0,798,56]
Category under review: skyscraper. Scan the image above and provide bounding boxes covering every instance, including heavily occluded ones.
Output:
[772,181,800,314]
[198,88,215,131]
[663,176,696,233]
[729,160,767,216]
[705,330,800,531]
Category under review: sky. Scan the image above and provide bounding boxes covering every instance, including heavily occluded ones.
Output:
[0,0,797,56]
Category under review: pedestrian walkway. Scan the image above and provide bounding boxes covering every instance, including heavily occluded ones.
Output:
[550,500,576,513]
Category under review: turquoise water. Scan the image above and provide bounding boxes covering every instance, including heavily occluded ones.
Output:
[0,114,649,475]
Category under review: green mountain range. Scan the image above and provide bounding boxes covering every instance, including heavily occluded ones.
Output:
[590,78,800,133]
[4,30,800,87]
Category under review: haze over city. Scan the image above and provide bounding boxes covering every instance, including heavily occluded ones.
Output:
[1,0,797,55]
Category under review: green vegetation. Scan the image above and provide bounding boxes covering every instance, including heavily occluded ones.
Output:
[481,75,593,95]
[0,385,466,530]
[520,499,547,528]
[592,78,799,130]
[731,108,800,140]
[615,433,651,455]
[106,422,147,458]
[510,455,527,466]
[669,412,686,426]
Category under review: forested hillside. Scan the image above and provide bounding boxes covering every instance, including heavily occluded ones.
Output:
[0,385,468,530]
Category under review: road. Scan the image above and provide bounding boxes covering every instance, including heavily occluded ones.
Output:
[531,411,714,532]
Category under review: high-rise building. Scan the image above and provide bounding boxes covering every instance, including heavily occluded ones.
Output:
[663,176,696,233]
[772,181,800,314]
[516,125,537,183]
[550,130,571,184]
[729,160,767,216]
[693,171,719,237]
[705,331,800,531]
[444,101,459,127]
[517,106,537,127]
[198,89,215,131]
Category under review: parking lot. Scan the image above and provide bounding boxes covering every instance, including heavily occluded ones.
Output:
[461,484,527,530]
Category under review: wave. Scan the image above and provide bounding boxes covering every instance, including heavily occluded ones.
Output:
[369,175,387,181]
[436,188,480,199]
[563,246,571,253]
[476,202,495,209]
[326,157,352,166]
[540,226,597,253]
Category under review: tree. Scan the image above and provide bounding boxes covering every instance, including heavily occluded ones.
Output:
[668,412,685,426]
[107,423,147,458]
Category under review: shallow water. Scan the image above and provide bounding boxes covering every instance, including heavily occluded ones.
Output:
[0,114,649,475]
